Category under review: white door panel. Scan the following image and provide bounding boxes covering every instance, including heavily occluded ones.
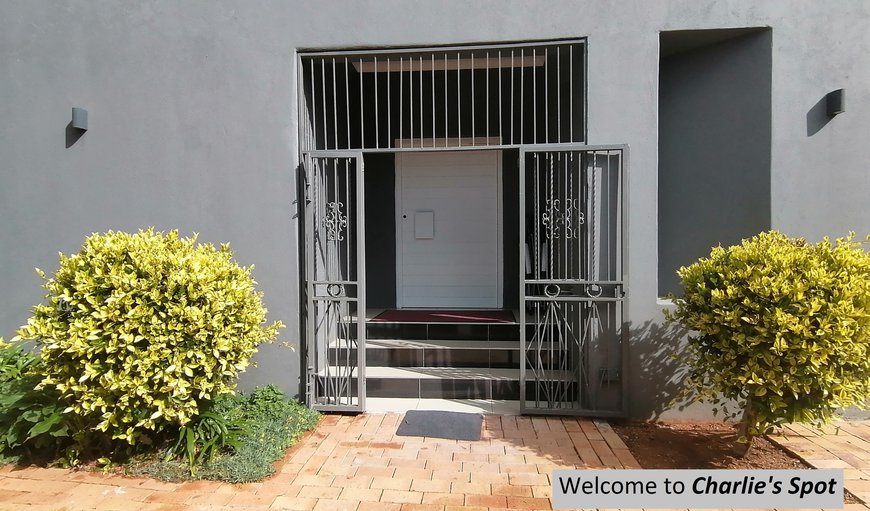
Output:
[397,151,502,309]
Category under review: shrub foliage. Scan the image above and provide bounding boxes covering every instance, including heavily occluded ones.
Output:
[0,339,75,461]
[138,385,319,483]
[667,231,870,448]
[17,229,283,444]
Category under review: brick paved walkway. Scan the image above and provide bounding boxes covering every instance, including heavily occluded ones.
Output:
[768,420,870,508]
[0,413,637,511]
[1,415,869,510]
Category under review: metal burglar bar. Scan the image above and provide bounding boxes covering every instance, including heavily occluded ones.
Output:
[304,153,366,412]
[299,40,586,151]
[519,146,627,416]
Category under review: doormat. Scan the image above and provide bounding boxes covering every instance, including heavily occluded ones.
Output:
[396,410,483,441]
[370,309,515,324]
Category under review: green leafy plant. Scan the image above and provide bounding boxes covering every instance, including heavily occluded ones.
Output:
[16,229,284,445]
[166,399,246,475]
[0,339,74,461]
[667,231,870,454]
[136,385,319,483]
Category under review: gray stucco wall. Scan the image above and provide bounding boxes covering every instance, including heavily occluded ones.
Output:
[1,1,868,417]
[658,29,772,297]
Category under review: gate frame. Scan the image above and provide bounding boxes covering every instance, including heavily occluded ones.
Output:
[518,143,630,417]
[303,150,367,413]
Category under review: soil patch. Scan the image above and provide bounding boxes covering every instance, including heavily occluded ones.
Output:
[611,420,859,504]
[610,420,803,470]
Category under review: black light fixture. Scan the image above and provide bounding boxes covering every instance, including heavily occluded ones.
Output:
[71,107,88,130]
[826,89,845,117]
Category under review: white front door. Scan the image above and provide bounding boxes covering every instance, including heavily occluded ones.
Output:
[396,151,502,308]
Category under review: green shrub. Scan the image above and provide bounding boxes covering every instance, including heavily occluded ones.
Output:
[0,339,74,461]
[667,231,870,452]
[16,229,283,445]
[136,385,319,483]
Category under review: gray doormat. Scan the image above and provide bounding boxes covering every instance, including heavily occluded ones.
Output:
[396,410,483,441]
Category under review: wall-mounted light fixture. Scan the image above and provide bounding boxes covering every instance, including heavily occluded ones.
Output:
[826,89,845,117]
[71,107,88,130]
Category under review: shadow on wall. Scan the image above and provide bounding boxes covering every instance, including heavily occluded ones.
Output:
[806,94,836,136]
[628,319,697,419]
[65,121,85,148]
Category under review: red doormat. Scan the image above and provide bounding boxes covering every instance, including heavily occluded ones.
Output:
[370,309,515,324]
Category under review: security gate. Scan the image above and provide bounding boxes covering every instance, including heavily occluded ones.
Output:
[519,145,627,415]
[303,152,366,412]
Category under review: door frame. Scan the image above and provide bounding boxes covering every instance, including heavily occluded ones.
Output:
[394,150,504,309]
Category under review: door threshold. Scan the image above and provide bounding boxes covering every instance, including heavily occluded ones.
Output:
[365,397,521,415]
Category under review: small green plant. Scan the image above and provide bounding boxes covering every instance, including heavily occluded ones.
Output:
[16,229,284,445]
[166,398,246,475]
[0,339,73,462]
[136,385,319,483]
[667,231,870,454]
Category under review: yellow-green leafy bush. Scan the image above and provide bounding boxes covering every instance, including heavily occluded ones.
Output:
[17,229,283,444]
[667,231,870,448]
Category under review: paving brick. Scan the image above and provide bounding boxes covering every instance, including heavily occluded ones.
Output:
[312,498,359,510]
[469,472,510,485]
[465,494,508,507]
[298,486,342,499]
[338,487,382,502]
[491,483,534,497]
[400,504,447,511]
[429,470,471,482]
[380,489,423,504]
[270,495,319,510]
[421,492,464,505]
[228,492,279,507]
[506,496,552,509]
[449,481,490,495]
[410,479,452,493]
[508,473,550,486]
[357,502,400,511]
[371,477,413,491]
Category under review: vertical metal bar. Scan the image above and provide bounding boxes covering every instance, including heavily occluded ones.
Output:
[419,56,423,148]
[356,153,367,410]
[518,148,527,413]
[343,158,351,403]
[310,59,317,150]
[564,153,568,279]
[511,50,514,144]
[359,58,364,148]
[444,53,448,147]
[498,51,502,144]
[303,155,313,405]
[431,54,435,147]
[545,48,548,143]
[570,45,574,142]
[471,53,475,146]
[374,57,379,149]
[457,52,461,146]
[345,57,350,149]
[520,48,524,144]
[332,58,338,150]
[410,58,414,145]
[399,58,403,148]
[556,46,562,143]
[533,48,536,144]
[387,58,391,149]
[321,59,327,150]
[486,51,490,145]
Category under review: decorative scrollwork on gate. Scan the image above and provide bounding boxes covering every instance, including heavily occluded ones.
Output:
[323,202,347,241]
[541,199,585,239]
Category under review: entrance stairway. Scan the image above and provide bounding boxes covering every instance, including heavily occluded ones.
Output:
[364,316,522,400]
